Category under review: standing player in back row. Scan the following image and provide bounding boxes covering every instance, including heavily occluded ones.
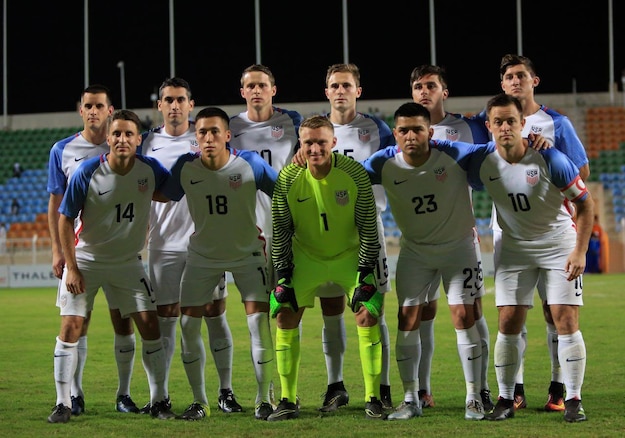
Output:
[409,65,493,411]
[318,63,395,411]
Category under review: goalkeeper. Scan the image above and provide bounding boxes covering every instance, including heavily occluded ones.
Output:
[267,115,384,421]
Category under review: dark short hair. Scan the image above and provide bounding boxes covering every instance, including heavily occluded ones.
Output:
[158,77,192,99]
[240,64,276,87]
[81,84,113,106]
[499,54,537,79]
[409,65,448,90]
[195,106,230,129]
[109,109,143,132]
[486,93,523,118]
[394,102,431,124]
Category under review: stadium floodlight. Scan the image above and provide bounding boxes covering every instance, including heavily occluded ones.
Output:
[117,61,126,109]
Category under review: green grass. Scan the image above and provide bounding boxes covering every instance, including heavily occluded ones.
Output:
[1,274,624,437]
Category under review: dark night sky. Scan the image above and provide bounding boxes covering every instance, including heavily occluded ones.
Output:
[3,0,625,115]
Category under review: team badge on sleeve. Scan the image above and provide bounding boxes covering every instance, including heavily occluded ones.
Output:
[335,190,349,206]
[526,168,539,186]
[229,174,242,189]
[138,178,148,192]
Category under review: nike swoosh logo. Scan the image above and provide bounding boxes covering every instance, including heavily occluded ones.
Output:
[393,179,407,185]
[146,349,161,355]
[213,346,231,352]
[488,176,502,181]
[257,359,274,365]
[372,340,381,346]
[74,156,88,162]
[494,363,514,368]
[565,357,585,362]
[396,357,411,362]
[276,348,289,352]
[190,180,204,185]
[118,348,134,353]
[575,292,582,296]
[297,197,311,202]
[233,132,246,138]
[470,291,477,296]
[467,355,482,361]
[151,147,165,152]
[379,280,388,286]
[183,358,200,364]
[98,190,112,195]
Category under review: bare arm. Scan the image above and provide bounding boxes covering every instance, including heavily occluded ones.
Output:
[48,193,64,279]
[59,214,85,294]
[566,191,594,281]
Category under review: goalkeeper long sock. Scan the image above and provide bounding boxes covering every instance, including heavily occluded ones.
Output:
[275,327,300,403]
[357,325,381,402]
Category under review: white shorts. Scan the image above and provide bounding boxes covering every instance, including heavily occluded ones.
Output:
[181,254,268,307]
[422,228,485,303]
[148,250,185,306]
[396,235,484,307]
[58,257,156,318]
[316,215,390,298]
[494,227,584,307]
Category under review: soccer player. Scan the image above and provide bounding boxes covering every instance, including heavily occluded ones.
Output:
[488,54,590,411]
[158,106,278,421]
[437,93,592,423]
[48,109,175,423]
[46,85,139,416]
[318,63,394,411]
[229,64,303,296]
[138,77,230,414]
[409,65,493,411]
[363,102,486,420]
[268,115,384,421]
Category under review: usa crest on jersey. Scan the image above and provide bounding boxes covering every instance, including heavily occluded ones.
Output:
[358,129,371,142]
[335,190,349,206]
[271,125,284,139]
[434,166,448,182]
[229,174,242,189]
[445,128,459,141]
[138,178,148,192]
[526,168,539,186]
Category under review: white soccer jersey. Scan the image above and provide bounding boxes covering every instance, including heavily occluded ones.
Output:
[229,107,302,239]
[433,140,588,241]
[161,148,278,268]
[330,112,394,212]
[363,146,477,245]
[432,112,490,144]
[47,132,110,195]
[59,154,170,263]
[140,124,198,252]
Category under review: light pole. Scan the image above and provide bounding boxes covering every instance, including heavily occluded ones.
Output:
[117,61,126,109]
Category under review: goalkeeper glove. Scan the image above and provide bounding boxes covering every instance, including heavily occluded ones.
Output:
[350,268,382,317]
[270,277,298,318]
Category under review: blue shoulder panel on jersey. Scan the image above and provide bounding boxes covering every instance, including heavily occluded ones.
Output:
[47,133,80,194]
[59,155,103,219]
[161,152,198,201]
[362,145,398,185]
[136,155,171,190]
[237,149,278,196]
[540,147,582,190]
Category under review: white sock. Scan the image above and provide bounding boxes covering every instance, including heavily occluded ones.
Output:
[322,313,346,385]
[114,333,135,397]
[395,329,420,403]
[141,338,166,404]
[558,331,586,400]
[546,323,561,382]
[158,316,178,392]
[54,337,78,407]
[72,336,87,398]
[247,312,274,404]
[181,314,208,405]
[474,316,490,391]
[379,313,391,386]
[418,318,435,393]
[456,325,481,402]
[494,332,522,400]
[514,325,527,385]
[204,312,233,391]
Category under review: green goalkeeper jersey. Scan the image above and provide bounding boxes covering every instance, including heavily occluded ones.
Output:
[271,153,379,277]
